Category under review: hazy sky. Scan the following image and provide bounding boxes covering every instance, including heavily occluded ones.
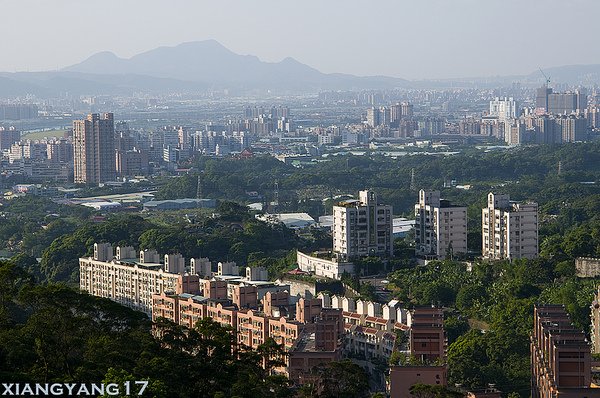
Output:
[1,0,598,79]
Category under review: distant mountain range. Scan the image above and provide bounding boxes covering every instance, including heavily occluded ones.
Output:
[1,40,599,96]
[62,40,409,92]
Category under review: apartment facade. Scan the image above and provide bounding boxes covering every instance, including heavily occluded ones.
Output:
[73,113,115,184]
[79,243,198,316]
[389,307,448,398]
[332,190,393,260]
[531,304,600,398]
[482,193,538,260]
[489,97,518,119]
[414,190,468,259]
[296,250,354,280]
[151,290,343,384]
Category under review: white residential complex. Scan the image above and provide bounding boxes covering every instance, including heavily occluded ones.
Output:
[414,190,468,259]
[79,243,196,315]
[489,97,518,120]
[332,190,393,260]
[482,193,538,260]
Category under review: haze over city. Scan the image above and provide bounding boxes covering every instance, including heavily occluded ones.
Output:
[2,0,599,79]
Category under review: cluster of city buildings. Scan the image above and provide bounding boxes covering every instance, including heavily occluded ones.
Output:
[0,127,73,183]
[480,89,594,145]
[3,85,599,187]
[357,86,598,145]
[365,101,449,138]
[79,242,447,393]
[0,106,316,185]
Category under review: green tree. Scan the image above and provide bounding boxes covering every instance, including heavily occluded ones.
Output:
[299,360,370,398]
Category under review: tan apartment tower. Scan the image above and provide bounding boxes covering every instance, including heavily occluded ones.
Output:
[414,190,467,259]
[332,190,393,260]
[73,113,115,184]
[482,193,538,260]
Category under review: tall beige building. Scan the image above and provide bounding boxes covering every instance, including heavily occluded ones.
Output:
[332,190,393,260]
[73,113,115,184]
[482,193,538,260]
[414,190,467,259]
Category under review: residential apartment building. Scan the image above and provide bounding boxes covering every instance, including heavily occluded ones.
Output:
[489,97,518,119]
[0,127,21,150]
[79,243,199,316]
[296,251,354,280]
[151,290,343,385]
[73,113,115,184]
[332,190,393,260]
[389,307,448,398]
[482,193,538,260]
[409,307,446,362]
[414,190,467,259]
[531,304,600,398]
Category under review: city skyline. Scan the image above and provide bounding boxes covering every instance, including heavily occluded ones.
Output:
[1,0,599,80]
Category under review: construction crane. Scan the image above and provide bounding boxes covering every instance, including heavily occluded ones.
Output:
[539,68,551,87]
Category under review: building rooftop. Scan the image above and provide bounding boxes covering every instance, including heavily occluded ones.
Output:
[144,198,214,207]
[179,293,208,303]
[256,213,316,229]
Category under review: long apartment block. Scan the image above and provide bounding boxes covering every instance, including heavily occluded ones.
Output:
[79,243,200,315]
[152,290,344,384]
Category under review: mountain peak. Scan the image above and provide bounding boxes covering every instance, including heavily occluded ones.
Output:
[64,51,126,74]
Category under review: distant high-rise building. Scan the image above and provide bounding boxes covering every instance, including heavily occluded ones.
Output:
[482,193,538,260]
[73,113,115,184]
[0,127,21,150]
[116,148,149,177]
[401,101,414,118]
[332,190,393,260]
[0,104,38,120]
[489,97,518,119]
[414,190,467,259]
[504,120,528,145]
[539,88,588,115]
[46,138,73,164]
[556,114,587,142]
[366,107,380,127]
[548,92,578,115]
[535,86,552,113]
[586,105,600,128]
[390,103,402,125]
